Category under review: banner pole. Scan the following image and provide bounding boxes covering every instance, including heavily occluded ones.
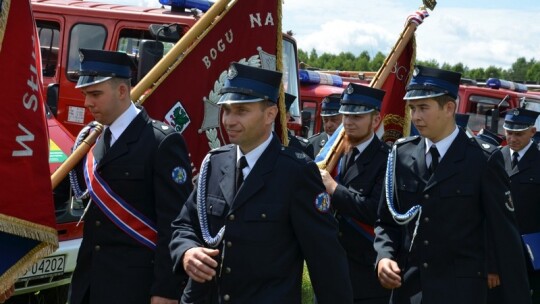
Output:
[131,0,232,102]
[318,5,433,172]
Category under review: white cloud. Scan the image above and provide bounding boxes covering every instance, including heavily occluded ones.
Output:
[284,0,540,69]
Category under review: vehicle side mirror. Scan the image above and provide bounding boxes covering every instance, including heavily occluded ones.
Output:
[149,24,182,43]
[484,108,499,134]
[46,83,59,117]
[137,40,164,82]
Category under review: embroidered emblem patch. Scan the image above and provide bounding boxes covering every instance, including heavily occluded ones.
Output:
[172,166,187,185]
[314,192,331,213]
[505,190,515,211]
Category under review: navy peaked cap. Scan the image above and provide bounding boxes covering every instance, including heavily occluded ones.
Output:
[503,108,540,131]
[284,93,296,112]
[404,65,461,100]
[76,49,134,88]
[321,95,341,116]
[218,62,282,104]
[477,128,504,146]
[339,83,385,115]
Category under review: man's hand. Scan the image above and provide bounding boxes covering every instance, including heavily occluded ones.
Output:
[319,169,338,194]
[151,296,178,304]
[487,273,501,289]
[377,258,402,289]
[183,247,220,283]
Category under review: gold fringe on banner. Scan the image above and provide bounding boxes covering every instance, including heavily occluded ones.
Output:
[0,214,58,294]
[276,0,287,145]
[0,0,11,53]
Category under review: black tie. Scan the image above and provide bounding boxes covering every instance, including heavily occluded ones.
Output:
[236,156,248,192]
[345,148,359,172]
[103,128,112,153]
[512,152,519,169]
[429,145,440,174]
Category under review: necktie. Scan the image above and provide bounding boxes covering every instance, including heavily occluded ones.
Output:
[345,148,359,172]
[512,152,519,169]
[103,127,112,153]
[429,145,440,174]
[236,156,248,192]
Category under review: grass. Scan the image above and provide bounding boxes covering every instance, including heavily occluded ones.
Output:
[302,263,314,304]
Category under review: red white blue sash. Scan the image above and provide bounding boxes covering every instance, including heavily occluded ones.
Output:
[84,148,157,250]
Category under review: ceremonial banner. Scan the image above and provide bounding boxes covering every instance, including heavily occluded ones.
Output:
[138,0,282,170]
[378,38,415,143]
[0,0,58,293]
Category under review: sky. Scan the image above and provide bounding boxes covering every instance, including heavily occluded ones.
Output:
[108,0,540,69]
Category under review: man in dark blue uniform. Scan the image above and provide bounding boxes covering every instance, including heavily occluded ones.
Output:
[495,108,540,303]
[319,83,390,304]
[285,93,314,158]
[308,94,343,157]
[69,49,192,304]
[374,65,531,304]
[169,62,353,304]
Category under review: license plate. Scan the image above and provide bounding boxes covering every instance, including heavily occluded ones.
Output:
[20,255,66,280]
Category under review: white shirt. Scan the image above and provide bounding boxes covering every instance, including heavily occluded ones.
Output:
[425,126,459,168]
[510,140,533,162]
[106,103,140,146]
[236,132,273,180]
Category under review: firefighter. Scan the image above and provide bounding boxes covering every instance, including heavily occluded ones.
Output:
[488,108,540,304]
[284,93,314,158]
[318,83,391,304]
[374,65,531,304]
[68,49,192,304]
[308,94,343,157]
[169,62,353,304]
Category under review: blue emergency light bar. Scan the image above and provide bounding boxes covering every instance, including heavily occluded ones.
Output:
[159,0,213,12]
[486,78,528,93]
[299,69,343,87]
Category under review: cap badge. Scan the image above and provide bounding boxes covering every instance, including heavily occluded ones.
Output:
[79,51,85,63]
[413,67,420,77]
[227,65,238,80]
[513,109,520,116]
[346,85,354,94]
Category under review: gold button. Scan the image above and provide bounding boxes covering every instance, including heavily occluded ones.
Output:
[456,189,461,194]
[424,194,430,199]
[424,217,430,223]
[124,172,130,176]
[226,241,232,248]
[261,213,267,219]
[223,294,230,301]
[423,263,428,268]
[225,267,231,274]
[95,245,101,251]
[228,214,235,221]
[95,220,101,227]
[424,240,429,245]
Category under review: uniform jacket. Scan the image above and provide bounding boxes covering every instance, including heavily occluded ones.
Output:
[374,130,530,304]
[70,109,192,304]
[501,144,540,235]
[288,131,314,159]
[332,136,390,301]
[170,135,353,304]
[307,132,329,158]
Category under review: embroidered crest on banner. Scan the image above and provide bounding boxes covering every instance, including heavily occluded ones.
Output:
[165,101,191,134]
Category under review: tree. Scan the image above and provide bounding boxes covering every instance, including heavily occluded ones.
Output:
[369,52,386,71]
[527,62,540,83]
[508,57,532,81]
[484,66,502,79]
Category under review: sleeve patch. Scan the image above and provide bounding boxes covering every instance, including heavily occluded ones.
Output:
[314,192,331,213]
[172,166,188,185]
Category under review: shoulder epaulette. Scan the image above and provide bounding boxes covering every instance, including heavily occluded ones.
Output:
[308,132,322,140]
[280,145,310,163]
[151,120,175,135]
[209,144,234,154]
[394,135,420,145]
[470,137,499,154]
[296,135,309,144]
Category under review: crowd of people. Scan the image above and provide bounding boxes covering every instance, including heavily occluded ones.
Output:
[4,49,538,304]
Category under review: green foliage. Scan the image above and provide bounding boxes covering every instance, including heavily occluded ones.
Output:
[298,48,540,83]
[302,263,314,304]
